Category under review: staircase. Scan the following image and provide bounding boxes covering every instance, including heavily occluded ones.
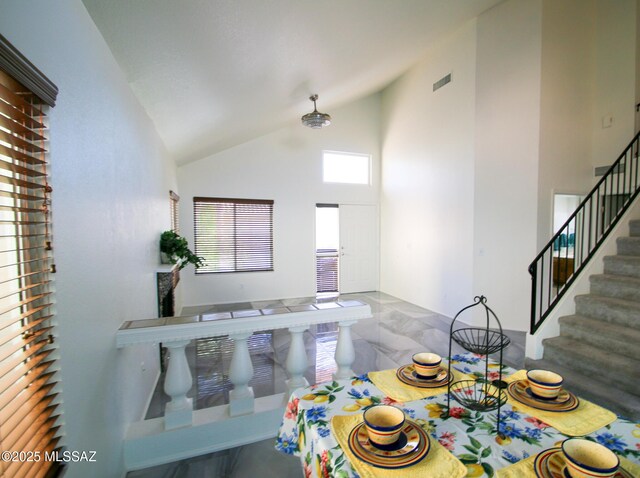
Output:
[526,219,640,421]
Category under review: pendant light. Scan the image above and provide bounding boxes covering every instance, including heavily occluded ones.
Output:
[301,94,331,128]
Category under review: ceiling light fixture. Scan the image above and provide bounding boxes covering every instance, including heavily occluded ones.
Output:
[301,94,331,129]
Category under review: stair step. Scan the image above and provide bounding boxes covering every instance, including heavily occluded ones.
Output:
[617,236,640,256]
[524,357,640,421]
[559,315,640,361]
[603,255,640,278]
[630,219,640,237]
[590,274,640,301]
[574,294,640,329]
[541,336,640,396]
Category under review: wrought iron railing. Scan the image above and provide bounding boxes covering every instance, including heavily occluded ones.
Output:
[529,131,640,334]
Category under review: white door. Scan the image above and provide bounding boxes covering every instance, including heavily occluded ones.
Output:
[339,204,379,293]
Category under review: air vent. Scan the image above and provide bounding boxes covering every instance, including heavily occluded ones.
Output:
[595,164,623,177]
[433,73,452,92]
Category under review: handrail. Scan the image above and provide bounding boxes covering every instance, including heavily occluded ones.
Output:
[117,299,372,466]
[117,299,372,430]
[116,300,371,347]
[529,131,640,334]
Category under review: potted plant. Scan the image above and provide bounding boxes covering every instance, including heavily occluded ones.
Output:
[159,230,204,270]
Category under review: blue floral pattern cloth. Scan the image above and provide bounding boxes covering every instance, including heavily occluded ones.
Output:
[276,353,640,478]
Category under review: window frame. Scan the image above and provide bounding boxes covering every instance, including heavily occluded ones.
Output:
[322,150,371,185]
[169,190,180,233]
[193,197,274,274]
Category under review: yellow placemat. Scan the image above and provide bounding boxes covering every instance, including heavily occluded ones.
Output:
[505,370,617,436]
[368,367,473,402]
[496,451,640,478]
[331,414,467,478]
[616,457,640,477]
[495,453,537,478]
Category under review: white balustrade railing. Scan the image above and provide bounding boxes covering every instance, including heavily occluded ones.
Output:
[116,300,372,431]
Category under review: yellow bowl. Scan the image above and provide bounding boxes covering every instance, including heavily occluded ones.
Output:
[412,352,442,379]
[363,405,405,447]
[562,438,620,478]
[526,369,563,400]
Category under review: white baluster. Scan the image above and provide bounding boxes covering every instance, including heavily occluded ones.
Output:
[334,320,357,380]
[286,326,309,396]
[163,340,193,429]
[228,332,255,416]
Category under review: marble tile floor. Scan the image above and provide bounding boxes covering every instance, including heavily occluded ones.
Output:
[130,292,525,478]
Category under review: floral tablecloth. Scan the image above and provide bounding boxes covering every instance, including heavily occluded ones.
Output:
[276,353,640,478]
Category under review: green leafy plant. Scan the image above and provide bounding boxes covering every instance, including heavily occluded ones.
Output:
[159,230,204,270]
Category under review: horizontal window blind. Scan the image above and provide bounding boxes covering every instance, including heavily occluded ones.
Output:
[0,59,59,477]
[194,197,273,274]
[316,249,339,293]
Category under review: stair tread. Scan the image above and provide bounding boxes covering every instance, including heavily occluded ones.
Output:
[617,236,640,242]
[575,293,640,310]
[542,336,640,371]
[604,254,640,262]
[525,358,640,420]
[590,273,640,301]
[590,273,640,284]
[559,315,640,361]
[560,314,640,339]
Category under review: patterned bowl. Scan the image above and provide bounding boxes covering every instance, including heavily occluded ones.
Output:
[412,352,442,379]
[363,405,406,448]
[562,438,620,478]
[526,369,563,400]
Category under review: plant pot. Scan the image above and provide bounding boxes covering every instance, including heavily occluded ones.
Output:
[160,252,173,264]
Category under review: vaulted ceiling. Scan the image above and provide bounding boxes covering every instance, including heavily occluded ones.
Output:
[82,0,503,164]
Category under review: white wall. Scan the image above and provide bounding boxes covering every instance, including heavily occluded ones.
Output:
[380,21,477,318]
[636,0,640,132]
[536,0,637,249]
[591,0,637,168]
[473,0,542,330]
[0,2,177,476]
[537,0,595,249]
[177,95,381,306]
[376,0,636,333]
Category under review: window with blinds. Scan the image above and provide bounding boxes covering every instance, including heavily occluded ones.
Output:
[193,197,274,274]
[169,190,179,233]
[0,35,60,478]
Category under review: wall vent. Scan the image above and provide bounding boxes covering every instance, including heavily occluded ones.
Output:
[433,73,452,92]
[595,164,623,176]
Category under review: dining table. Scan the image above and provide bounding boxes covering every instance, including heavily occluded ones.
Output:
[275,352,640,478]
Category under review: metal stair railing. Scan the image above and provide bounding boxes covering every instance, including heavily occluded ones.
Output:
[529,131,640,334]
